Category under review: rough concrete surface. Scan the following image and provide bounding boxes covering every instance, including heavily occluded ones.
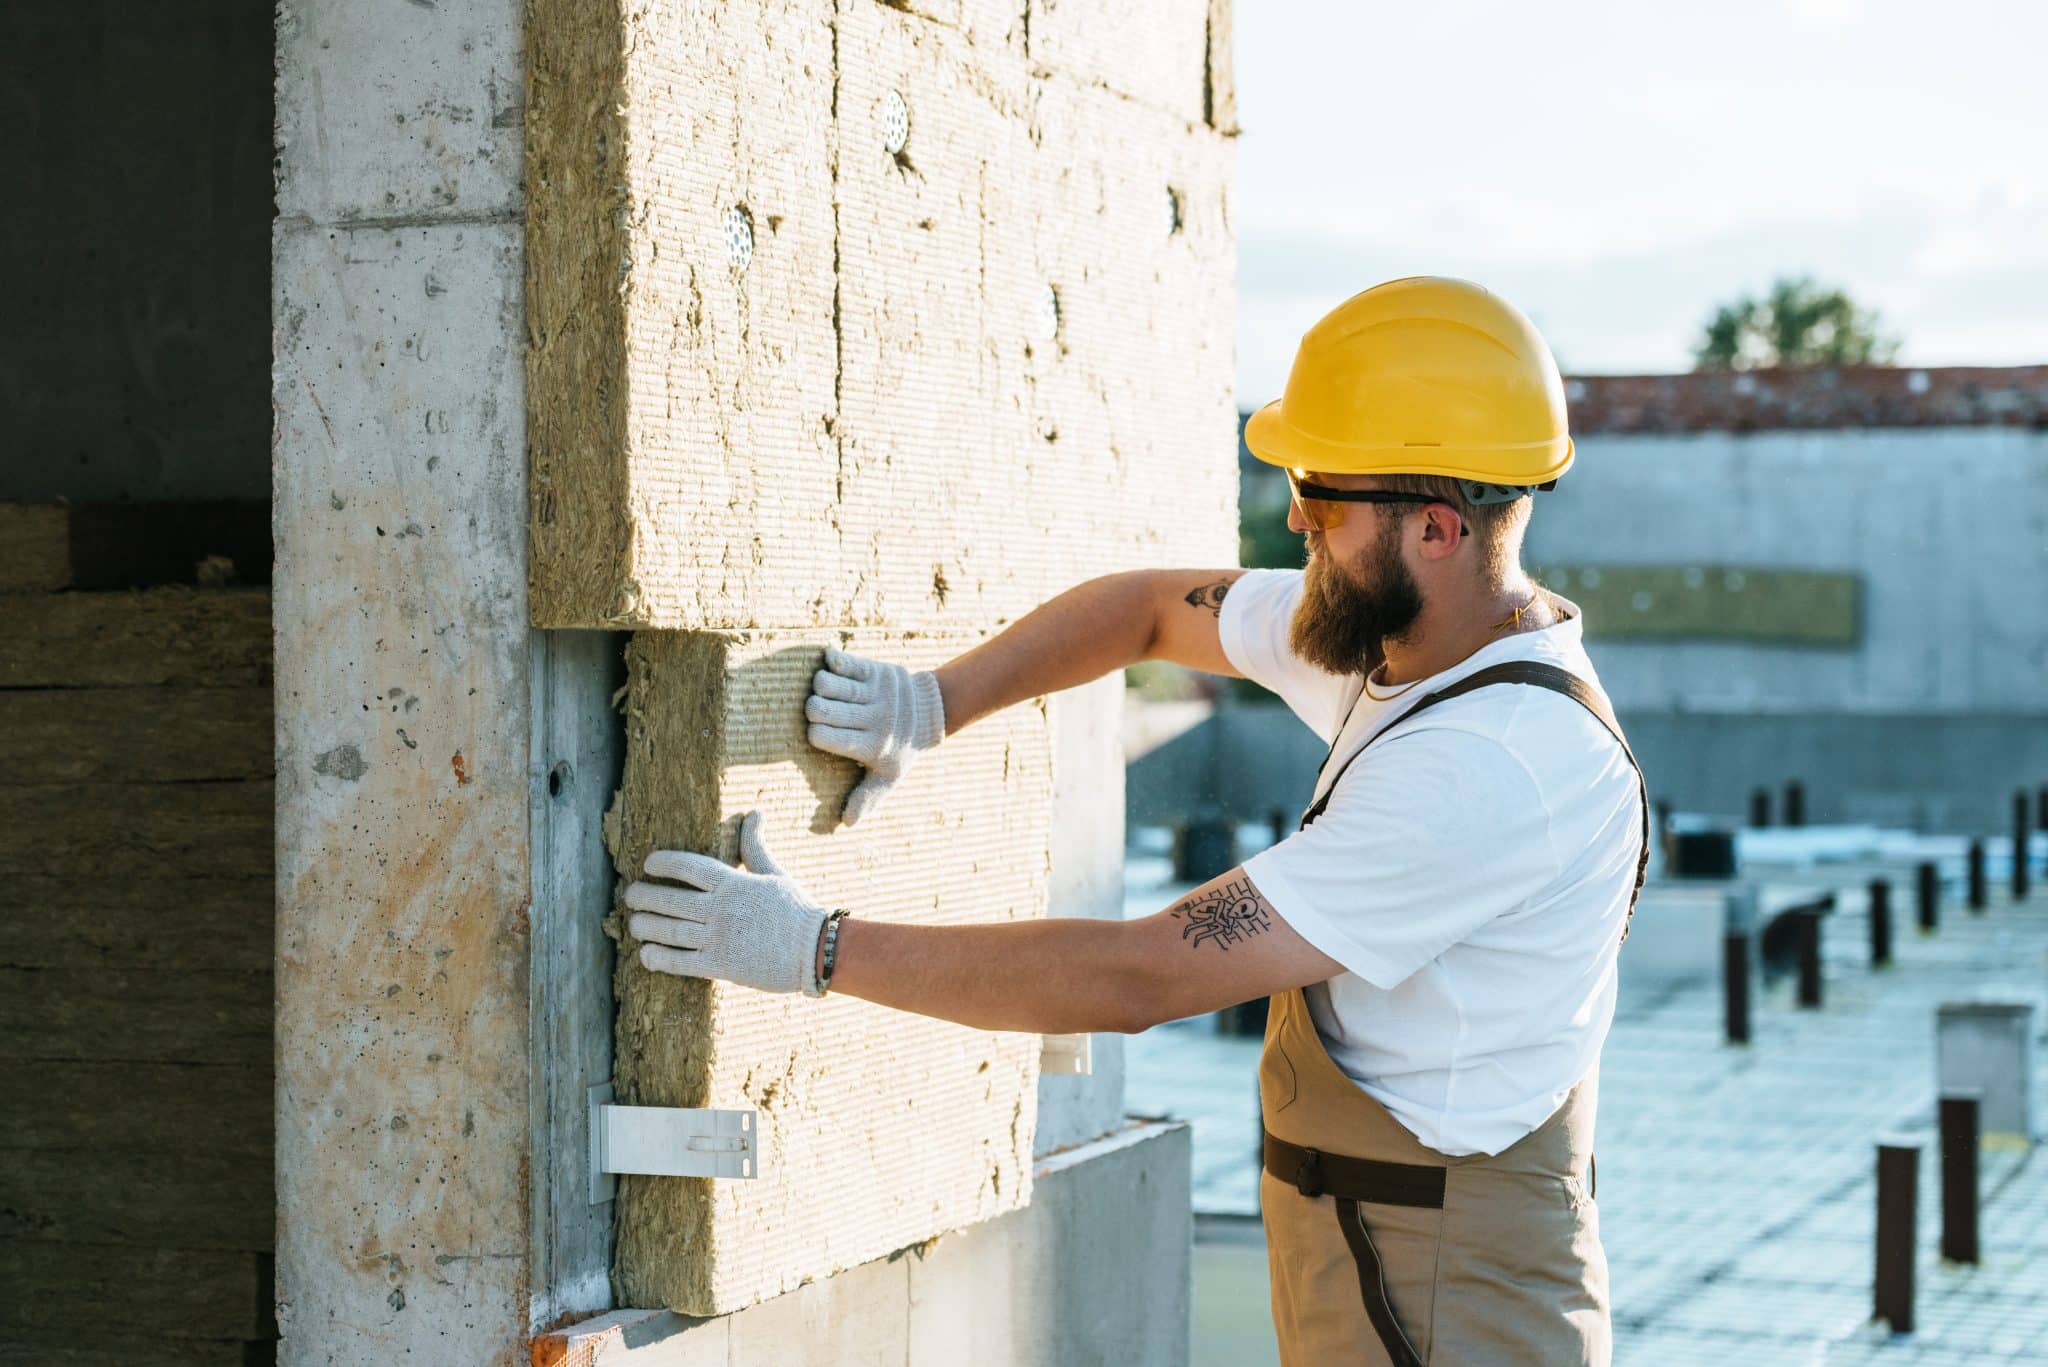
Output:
[534,1120,1192,1366]
[526,0,1239,631]
[273,215,533,1365]
[274,0,525,223]
[607,630,1052,1314]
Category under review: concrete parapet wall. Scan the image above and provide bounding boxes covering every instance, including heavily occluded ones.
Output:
[1529,428,2048,715]
[535,1120,1192,1367]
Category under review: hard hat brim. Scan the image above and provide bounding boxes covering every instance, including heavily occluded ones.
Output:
[1243,398,1574,486]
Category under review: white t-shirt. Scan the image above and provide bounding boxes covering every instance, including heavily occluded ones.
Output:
[1220,568,1642,1157]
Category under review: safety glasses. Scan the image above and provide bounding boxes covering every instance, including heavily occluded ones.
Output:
[1284,468,1469,537]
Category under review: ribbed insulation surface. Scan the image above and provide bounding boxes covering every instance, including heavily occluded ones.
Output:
[606,630,1052,1313]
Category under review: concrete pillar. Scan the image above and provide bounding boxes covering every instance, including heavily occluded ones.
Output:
[1936,1002,2036,1142]
[273,3,532,1363]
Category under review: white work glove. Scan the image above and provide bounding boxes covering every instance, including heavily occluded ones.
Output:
[805,646,946,826]
[625,810,832,996]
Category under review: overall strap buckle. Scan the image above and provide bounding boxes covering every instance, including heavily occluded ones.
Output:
[1294,1147,1324,1198]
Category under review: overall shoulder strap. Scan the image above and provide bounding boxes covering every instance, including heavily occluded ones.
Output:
[1297,661,1651,939]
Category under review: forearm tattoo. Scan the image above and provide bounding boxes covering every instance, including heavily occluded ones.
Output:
[1183,579,1231,617]
[1170,875,1273,951]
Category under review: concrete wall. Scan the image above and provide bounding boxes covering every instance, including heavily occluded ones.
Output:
[1528,428,2048,716]
[1530,427,2048,832]
[533,1121,1192,1367]
[1,0,272,502]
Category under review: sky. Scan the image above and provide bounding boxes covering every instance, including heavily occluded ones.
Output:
[1232,0,2048,401]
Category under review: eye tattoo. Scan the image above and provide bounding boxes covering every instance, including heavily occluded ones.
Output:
[1184,579,1231,617]
[1171,876,1272,951]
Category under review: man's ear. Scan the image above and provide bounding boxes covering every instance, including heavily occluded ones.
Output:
[1416,502,1467,559]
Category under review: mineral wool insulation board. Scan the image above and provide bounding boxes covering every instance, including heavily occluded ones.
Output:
[527,0,1239,632]
[606,630,1052,1314]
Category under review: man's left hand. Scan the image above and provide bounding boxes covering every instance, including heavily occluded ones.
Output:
[625,810,831,996]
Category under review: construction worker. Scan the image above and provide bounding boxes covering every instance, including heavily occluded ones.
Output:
[624,276,1645,1365]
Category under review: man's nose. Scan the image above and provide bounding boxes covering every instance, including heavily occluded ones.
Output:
[1286,500,1311,535]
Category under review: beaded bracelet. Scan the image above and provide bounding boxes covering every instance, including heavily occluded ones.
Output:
[816,910,853,996]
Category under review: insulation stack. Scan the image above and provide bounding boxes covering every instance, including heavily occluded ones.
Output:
[525,0,1240,1315]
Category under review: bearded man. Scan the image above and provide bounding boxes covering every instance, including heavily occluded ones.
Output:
[622,277,1647,1365]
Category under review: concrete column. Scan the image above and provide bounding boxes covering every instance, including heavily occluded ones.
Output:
[1036,674,1130,1153]
[1936,1002,2037,1142]
[273,0,532,1360]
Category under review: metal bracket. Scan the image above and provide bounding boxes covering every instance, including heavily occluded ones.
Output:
[587,1082,758,1203]
[1041,1033,1092,1076]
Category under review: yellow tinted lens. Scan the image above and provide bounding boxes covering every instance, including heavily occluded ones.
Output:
[1286,468,1340,530]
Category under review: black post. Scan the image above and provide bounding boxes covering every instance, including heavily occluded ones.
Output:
[1784,780,1807,828]
[1795,908,1824,1008]
[1875,1142,1919,1333]
[1267,806,1289,848]
[1723,931,1751,1045]
[1750,788,1772,828]
[2015,792,2032,901]
[1916,861,1939,935]
[1868,878,1892,967]
[2039,784,2048,834]
[1940,1096,1980,1265]
[1968,839,1987,911]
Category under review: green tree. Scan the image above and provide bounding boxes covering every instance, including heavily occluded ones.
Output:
[1693,275,1900,370]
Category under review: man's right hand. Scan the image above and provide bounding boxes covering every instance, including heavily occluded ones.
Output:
[806,647,947,826]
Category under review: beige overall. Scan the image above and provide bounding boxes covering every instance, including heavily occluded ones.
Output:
[1257,662,1648,1366]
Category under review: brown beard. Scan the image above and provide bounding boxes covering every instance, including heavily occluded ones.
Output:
[1288,516,1423,677]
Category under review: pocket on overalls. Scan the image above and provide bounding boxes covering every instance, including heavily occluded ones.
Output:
[1261,1041,1299,1114]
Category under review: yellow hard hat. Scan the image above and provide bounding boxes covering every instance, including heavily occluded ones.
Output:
[1243,276,1573,495]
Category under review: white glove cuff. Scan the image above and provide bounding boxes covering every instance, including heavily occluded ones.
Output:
[909,669,946,752]
[774,900,830,998]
